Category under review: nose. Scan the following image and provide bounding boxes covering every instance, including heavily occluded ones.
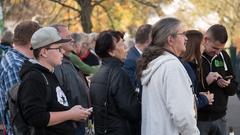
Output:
[213,48,222,55]
[60,48,65,54]
[215,50,221,55]
[123,43,128,50]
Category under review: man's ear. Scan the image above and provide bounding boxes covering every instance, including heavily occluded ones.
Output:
[202,36,209,47]
[41,48,48,58]
[146,38,152,46]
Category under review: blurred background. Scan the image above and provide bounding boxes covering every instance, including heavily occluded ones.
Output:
[0,0,240,134]
[0,0,240,46]
[1,0,240,68]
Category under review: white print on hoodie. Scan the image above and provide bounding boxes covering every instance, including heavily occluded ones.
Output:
[56,86,69,106]
[141,52,199,135]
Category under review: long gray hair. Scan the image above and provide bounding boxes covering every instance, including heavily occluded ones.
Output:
[137,17,181,79]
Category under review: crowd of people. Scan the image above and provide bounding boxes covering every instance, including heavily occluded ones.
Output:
[0,17,238,135]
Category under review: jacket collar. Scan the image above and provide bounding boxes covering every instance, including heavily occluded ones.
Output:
[102,57,123,66]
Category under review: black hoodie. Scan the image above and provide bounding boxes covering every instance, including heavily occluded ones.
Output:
[198,50,237,121]
[18,59,74,135]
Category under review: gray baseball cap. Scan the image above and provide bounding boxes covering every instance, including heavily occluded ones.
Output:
[31,27,71,50]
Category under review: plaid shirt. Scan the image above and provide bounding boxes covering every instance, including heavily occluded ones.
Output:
[0,48,29,135]
[0,45,10,60]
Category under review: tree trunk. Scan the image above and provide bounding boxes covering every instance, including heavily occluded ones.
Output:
[78,0,93,33]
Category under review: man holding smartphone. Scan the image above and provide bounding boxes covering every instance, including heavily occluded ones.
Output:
[197,24,238,135]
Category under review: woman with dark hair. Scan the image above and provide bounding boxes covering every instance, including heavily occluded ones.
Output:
[90,30,141,135]
[181,30,214,109]
[138,18,199,135]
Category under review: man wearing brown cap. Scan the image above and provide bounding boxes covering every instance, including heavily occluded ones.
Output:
[18,27,91,135]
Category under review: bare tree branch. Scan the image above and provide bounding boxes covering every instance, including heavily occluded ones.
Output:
[60,14,80,24]
[98,3,115,29]
[133,0,164,16]
[134,0,159,8]
[48,6,65,24]
[92,0,106,7]
[48,0,80,12]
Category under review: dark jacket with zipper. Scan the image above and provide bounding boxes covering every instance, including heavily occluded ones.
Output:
[181,60,209,109]
[18,59,74,135]
[90,57,141,135]
[198,50,237,121]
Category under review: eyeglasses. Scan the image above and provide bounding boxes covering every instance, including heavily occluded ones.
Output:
[46,47,63,53]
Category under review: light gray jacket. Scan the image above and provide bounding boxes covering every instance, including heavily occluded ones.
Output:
[141,52,199,135]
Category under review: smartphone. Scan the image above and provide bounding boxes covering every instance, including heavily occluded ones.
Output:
[86,107,93,112]
[224,75,233,80]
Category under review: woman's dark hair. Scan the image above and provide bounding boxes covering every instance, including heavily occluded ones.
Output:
[182,30,203,63]
[95,30,124,58]
[182,30,204,85]
[137,17,181,79]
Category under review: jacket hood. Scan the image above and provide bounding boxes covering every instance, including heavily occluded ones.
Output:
[20,59,50,79]
[141,52,178,86]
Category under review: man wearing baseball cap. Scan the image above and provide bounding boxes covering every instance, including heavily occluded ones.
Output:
[17,27,92,135]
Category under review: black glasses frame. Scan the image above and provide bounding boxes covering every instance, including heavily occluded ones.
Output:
[46,47,63,52]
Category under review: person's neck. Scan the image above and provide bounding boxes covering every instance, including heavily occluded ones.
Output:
[166,46,180,56]
[64,51,71,56]
[135,43,147,52]
[38,59,54,72]
[13,43,33,58]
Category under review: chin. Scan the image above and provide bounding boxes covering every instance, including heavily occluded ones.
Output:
[57,61,62,65]
[121,56,126,62]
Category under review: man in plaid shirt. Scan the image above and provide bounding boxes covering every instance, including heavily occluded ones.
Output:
[0,21,40,135]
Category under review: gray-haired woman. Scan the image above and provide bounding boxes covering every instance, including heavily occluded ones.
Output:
[138,17,199,135]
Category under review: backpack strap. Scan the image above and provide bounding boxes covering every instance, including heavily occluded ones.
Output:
[38,72,51,104]
[17,70,52,119]
[18,70,51,103]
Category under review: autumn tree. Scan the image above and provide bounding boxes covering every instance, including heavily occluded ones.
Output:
[3,0,172,34]
[48,0,172,33]
[188,0,240,43]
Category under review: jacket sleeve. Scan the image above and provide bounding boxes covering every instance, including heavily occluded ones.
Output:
[123,59,137,89]
[164,61,199,135]
[196,94,209,109]
[222,51,238,96]
[68,52,98,75]
[19,74,50,127]
[111,69,141,122]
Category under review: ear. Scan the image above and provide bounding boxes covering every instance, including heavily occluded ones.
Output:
[167,35,174,47]
[203,36,208,46]
[146,38,152,46]
[41,48,48,58]
[108,49,115,57]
